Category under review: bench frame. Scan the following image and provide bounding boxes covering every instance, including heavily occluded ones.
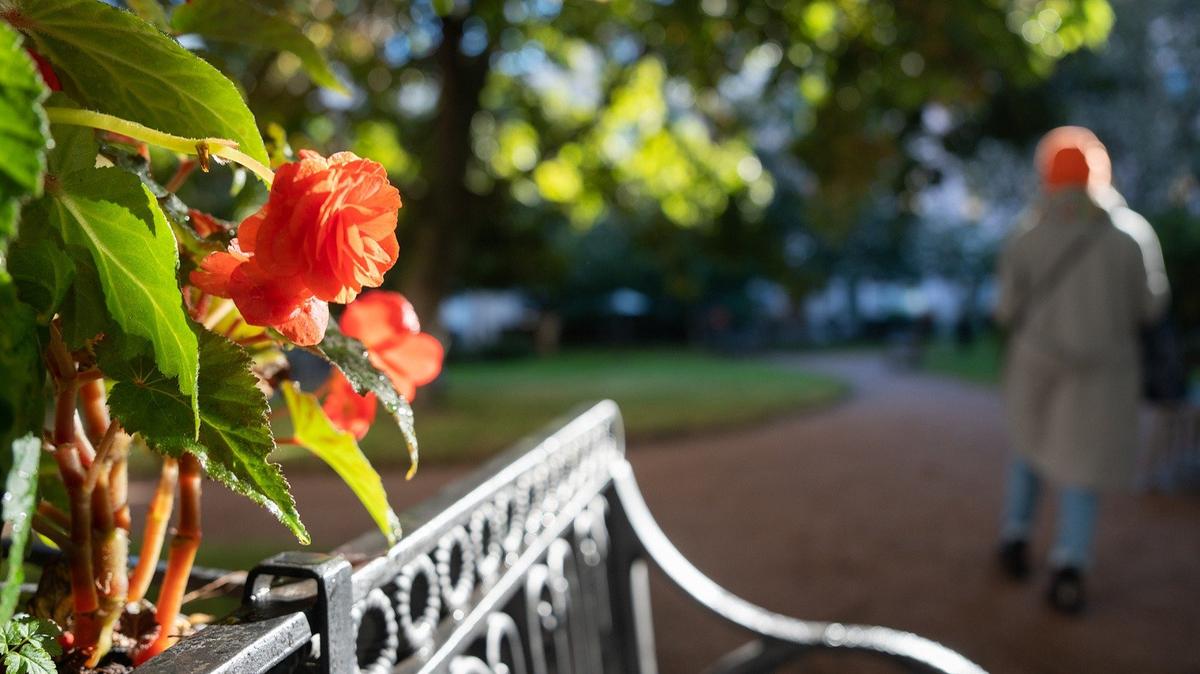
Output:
[138,401,986,674]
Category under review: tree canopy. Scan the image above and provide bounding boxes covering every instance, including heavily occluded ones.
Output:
[178,0,1116,320]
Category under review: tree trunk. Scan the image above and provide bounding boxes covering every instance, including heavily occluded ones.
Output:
[399,17,490,331]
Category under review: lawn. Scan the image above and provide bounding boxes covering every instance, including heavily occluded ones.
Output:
[921,335,1002,384]
[347,349,846,466]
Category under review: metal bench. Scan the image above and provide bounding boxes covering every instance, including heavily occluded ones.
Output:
[140,401,987,674]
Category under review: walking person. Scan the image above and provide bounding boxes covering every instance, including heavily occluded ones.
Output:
[994,126,1170,614]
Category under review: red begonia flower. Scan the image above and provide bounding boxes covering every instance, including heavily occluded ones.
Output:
[188,209,228,238]
[341,291,444,400]
[322,371,377,440]
[239,150,401,304]
[370,332,444,401]
[320,291,444,437]
[275,296,330,346]
[186,151,400,346]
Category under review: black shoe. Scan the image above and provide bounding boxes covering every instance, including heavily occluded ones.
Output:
[1047,567,1086,615]
[997,539,1030,580]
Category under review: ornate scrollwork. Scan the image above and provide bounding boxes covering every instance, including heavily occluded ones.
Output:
[436,526,477,618]
[484,613,528,674]
[393,553,442,654]
[470,504,505,591]
[351,588,398,674]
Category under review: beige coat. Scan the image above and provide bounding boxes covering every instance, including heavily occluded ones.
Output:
[996,186,1169,490]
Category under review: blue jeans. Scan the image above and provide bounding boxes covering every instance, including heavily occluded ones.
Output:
[1000,457,1098,569]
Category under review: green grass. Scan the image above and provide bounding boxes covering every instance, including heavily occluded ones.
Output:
[348,349,845,466]
[922,336,1002,384]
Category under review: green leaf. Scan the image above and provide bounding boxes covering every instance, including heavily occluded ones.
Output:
[56,252,109,350]
[0,274,43,471]
[7,238,74,322]
[309,322,420,478]
[15,0,269,165]
[126,0,169,32]
[172,0,345,94]
[1,435,42,624]
[38,166,199,420]
[105,329,309,544]
[44,93,98,176]
[281,382,400,544]
[0,22,50,251]
[0,615,60,674]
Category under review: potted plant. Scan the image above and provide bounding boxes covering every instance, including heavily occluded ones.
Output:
[0,0,441,670]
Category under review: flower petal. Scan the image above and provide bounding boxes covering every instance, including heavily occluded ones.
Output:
[321,371,377,439]
[275,298,330,346]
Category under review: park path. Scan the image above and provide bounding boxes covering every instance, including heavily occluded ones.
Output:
[631,353,1200,674]
[173,352,1200,674]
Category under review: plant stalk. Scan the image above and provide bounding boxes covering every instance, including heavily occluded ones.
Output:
[127,458,179,604]
[82,461,129,668]
[44,107,275,186]
[139,453,202,663]
[78,378,110,447]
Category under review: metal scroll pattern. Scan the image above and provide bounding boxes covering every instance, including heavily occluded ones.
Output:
[348,416,622,674]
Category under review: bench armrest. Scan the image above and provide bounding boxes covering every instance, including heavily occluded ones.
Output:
[610,461,988,674]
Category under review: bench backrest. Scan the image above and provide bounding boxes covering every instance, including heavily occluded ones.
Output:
[140,400,986,674]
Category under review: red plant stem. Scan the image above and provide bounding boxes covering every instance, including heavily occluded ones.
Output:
[75,367,104,383]
[127,458,178,604]
[83,464,129,668]
[54,384,77,447]
[56,441,98,614]
[141,453,202,662]
[110,454,130,533]
[73,415,96,468]
[78,378,109,447]
[84,423,120,495]
[164,158,197,193]
[37,501,71,530]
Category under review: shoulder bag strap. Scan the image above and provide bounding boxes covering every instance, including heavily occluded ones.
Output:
[1008,224,1110,337]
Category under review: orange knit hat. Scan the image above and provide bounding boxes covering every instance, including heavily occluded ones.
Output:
[1034,126,1111,190]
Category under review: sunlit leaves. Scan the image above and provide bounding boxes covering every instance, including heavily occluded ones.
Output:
[0,614,61,674]
[16,0,269,165]
[309,323,419,478]
[172,0,346,94]
[280,383,400,544]
[35,167,199,418]
[105,330,309,544]
[0,23,49,249]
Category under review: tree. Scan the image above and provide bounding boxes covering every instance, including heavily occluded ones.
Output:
[187,0,1115,323]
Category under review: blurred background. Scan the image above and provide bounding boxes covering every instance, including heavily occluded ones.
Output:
[158,0,1200,671]
[170,0,1200,461]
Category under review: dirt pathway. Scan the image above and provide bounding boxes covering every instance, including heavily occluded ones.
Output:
[163,352,1200,673]
[632,353,1200,674]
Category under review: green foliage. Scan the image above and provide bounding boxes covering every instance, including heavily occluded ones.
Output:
[126,0,169,32]
[0,435,41,624]
[16,0,269,165]
[105,330,309,544]
[42,95,97,176]
[172,0,345,94]
[0,275,42,469]
[33,167,199,418]
[7,238,73,322]
[0,22,49,250]
[311,323,419,477]
[0,614,61,674]
[280,383,400,544]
